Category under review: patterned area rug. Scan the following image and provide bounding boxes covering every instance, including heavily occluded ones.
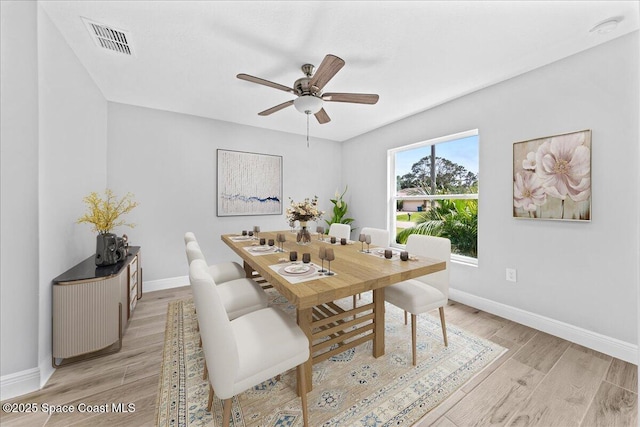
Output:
[156,290,506,427]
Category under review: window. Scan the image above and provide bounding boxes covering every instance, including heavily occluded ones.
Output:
[388,129,479,262]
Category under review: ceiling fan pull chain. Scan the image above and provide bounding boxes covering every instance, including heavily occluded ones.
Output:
[306,112,310,148]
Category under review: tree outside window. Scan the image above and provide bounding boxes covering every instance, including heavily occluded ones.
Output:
[390,130,479,260]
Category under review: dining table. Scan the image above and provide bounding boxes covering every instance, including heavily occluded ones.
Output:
[221,230,446,394]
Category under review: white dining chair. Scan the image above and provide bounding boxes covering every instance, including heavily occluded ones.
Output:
[189,259,310,427]
[384,234,450,366]
[360,227,390,247]
[184,232,246,284]
[328,223,350,240]
[185,241,268,320]
[354,227,390,307]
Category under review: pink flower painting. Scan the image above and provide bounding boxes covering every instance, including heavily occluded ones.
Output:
[513,130,591,220]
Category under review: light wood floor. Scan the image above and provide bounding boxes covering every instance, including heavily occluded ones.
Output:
[1,286,637,426]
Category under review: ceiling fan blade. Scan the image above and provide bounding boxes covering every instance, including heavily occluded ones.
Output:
[315,108,331,124]
[322,93,379,104]
[237,73,294,94]
[309,54,345,91]
[258,100,294,116]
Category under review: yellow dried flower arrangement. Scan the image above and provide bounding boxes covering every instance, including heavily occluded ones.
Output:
[77,189,138,234]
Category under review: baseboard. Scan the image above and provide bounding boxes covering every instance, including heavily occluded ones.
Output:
[136,279,639,364]
[449,288,638,364]
[143,275,189,293]
[39,358,55,390]
[0,367,40,401]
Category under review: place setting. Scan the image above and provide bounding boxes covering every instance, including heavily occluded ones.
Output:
[229,229,255,242]
[244,235,283,255]
[325,236,353,246]
[269,247,338,283]
[369,247,404,260]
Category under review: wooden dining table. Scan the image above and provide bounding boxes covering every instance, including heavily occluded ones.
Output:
[221,230,446,393]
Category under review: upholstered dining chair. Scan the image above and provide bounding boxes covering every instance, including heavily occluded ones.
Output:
[360,227,390,247]
[186,241,268,381]
[189,259,310,427]
[328,223,350,240]
[384,234,451,366]
[185,241,268,320]
[184,232,246,284]
[184,231,197,244]
[354,227,390,307]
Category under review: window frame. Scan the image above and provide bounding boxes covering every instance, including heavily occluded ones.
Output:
[387,129,479,265]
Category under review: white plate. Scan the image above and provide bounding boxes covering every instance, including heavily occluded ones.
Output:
[249,246,273,252]
[284,264,311,274]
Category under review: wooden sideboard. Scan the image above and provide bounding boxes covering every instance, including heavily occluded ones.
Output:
[51,246,142,367]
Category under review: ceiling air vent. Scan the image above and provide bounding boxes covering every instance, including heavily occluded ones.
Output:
[82,17,133,56]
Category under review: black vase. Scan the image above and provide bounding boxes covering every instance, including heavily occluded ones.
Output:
[95,233,126,266]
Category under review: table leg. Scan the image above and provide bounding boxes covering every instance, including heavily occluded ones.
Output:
[242,261,253,278]
[373,287,385,358]
[297,307,313,395]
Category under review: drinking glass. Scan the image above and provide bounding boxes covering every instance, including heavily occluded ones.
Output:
[365,235,372,253]
[400,251,409,261]
[384,249,393,259]
[316,226,325,240]
[277,233,286,252]
[324,248,335,276]
[289,251,298,262]
[289,220,296,233]
[340,238,347,245]
[253,225,260,240]
[302,253,311,264]
[318,247,327,273]
[268,239,275,247]
[330,236,337,244]
[259,238,266,246]
[358,233,366,252]
[242,230,248,236]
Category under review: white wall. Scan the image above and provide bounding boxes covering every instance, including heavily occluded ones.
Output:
[106,103,343,285]
[0,1,40,397]
[343,32,639,360]
[0,2,108,400]
[36,4,108,385]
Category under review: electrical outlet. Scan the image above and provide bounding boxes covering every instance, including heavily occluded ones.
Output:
[506,268,517,282]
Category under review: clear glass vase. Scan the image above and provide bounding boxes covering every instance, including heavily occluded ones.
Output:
[296,222,312,245]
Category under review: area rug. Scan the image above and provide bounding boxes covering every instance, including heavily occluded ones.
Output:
[156,290,506,427]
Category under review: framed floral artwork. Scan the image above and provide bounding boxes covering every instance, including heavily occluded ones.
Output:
[217,149,282,216]
[513,129,591,221]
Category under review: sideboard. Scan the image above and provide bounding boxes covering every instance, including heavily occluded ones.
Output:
[51,246,142,367]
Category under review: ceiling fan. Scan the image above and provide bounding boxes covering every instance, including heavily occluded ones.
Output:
[237,54,379,125]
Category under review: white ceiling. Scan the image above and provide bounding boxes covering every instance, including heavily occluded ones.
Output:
[40,1,639,142]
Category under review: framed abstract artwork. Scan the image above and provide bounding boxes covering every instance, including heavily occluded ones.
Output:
[513,129,591,221]
[217,149,283,216]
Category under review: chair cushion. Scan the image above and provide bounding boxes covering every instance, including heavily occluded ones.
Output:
[385,279,447,315]
[209,261,246,284]
[216,278,269,320]
[231,307,310,396]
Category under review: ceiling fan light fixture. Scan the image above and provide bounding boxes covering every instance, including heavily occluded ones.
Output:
[293,95,323,114]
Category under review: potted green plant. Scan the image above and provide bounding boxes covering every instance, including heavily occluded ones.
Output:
[325,186,355,232]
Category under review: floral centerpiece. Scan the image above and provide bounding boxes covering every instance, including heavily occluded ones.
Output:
[77,189,138,265]
[286,196,323,245]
